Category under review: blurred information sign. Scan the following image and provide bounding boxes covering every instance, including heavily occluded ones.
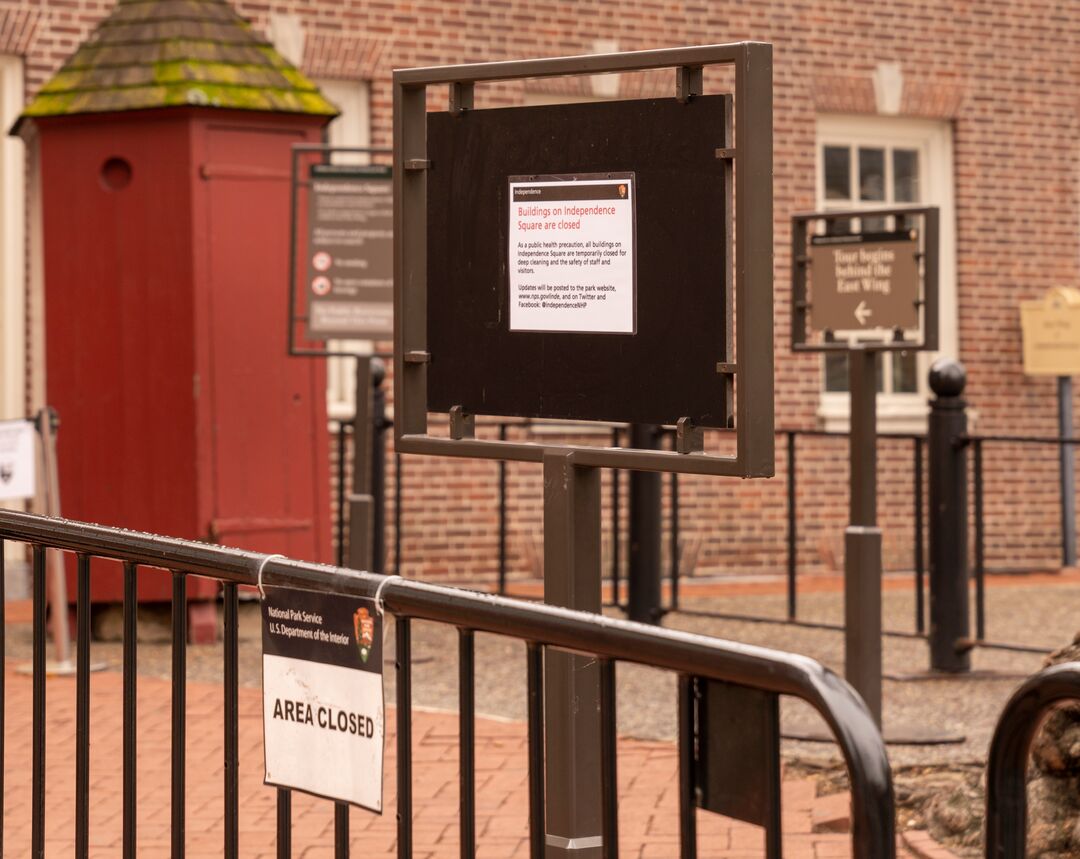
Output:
[306,165,393,340]
[1021,287,1080,376]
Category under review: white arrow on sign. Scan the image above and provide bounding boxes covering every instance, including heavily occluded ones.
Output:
[854,300,872,325]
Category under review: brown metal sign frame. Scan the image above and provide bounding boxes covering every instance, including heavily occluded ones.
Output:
[393,43,774,478]
[790,206,939,354]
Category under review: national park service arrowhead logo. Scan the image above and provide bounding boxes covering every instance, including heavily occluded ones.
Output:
[353,606,375,664]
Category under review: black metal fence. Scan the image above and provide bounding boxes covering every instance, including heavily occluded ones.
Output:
[0,508,895,859]
[331,411,1076,656]
[962,433,1080,642]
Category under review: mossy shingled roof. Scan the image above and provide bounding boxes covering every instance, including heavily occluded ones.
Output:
[19,0,338,122]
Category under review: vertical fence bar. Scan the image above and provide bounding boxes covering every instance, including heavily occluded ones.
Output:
[32,544,46,859]
[669,471,680,612]
[611,427,621,608]
[337,422,347,567]
[786,431,797,621]
[334,804,349,858]
[526,642,545,859]
[459,629,476,859]
[677,675,696,859]
[613,434,622,609]
[76,555,92,859]
[914,437,925,635]
[123,561,138,859]
[171,571,186,859]
[223,582,239,858]
[599,659,619,859]
[973,439,986,641]
[394,453,403,575]
[498,423,507,595]
[276,790,292,859]
[397,617,412,858]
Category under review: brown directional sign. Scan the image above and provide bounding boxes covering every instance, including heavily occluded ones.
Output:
[809,231,920,333]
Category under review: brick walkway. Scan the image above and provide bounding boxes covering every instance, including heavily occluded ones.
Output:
[0,663,946,858]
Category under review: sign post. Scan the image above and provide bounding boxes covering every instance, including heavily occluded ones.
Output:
[792,206,939,734]
[395,44,774,856]
[287,145,395,575]
[1020,286,1080,568]
[1060,376,1076,569]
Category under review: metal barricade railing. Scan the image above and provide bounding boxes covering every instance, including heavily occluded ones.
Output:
[0,509,895,859]
[985,662,1080,859]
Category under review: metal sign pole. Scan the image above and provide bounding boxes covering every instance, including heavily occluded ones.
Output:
[38,408,74,672]
[845,348,882,727]
[543,451,603,858]
[627,424,662,624]
[348,356,374,571]
[1059,376,1077,568]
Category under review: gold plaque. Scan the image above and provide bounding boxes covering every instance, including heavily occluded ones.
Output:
[1020,287,1080,376]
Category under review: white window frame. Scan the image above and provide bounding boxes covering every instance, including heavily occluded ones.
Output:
[0,55,25,422]
[815,114,957,433]
[314,78,374,420]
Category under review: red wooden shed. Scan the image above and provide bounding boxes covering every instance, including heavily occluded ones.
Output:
[14,0,338,637]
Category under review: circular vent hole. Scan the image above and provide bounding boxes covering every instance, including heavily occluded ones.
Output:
[101,157,133,191]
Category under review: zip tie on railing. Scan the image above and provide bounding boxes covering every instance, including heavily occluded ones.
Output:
[256,553,286,600]
[373,575,402,617]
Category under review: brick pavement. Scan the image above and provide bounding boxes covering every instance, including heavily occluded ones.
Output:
[0,662,950,858]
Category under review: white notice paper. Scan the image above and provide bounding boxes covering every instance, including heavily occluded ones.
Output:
[0,420,36,502]
[508,174,636,333]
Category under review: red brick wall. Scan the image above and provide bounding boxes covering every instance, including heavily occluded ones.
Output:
[7,0,1080,581]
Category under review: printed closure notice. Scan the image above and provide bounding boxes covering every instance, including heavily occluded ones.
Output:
[0,420,35,502]
[508,174,636,333]
[262,586,384,811]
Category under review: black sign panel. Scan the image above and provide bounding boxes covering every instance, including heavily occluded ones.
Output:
[426,96,731,427]
[262,585,383,673]
[694,679,780,827]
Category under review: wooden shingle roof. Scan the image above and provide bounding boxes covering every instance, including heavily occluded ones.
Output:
[19,0,338,122]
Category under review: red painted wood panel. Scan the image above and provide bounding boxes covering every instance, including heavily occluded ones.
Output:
[196,116,330,562]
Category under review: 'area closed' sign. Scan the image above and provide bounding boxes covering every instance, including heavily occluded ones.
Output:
[262,586,384,811]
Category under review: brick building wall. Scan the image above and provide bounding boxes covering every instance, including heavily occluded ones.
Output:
[4,0,1079,583]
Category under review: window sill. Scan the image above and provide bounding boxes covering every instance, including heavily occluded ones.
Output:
[817,393,929,435]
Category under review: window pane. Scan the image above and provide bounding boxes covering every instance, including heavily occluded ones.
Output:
[824,353,848,392]
[860,216,887,233]
[858,147,885,201]
[824,146,851,200]
[824,217,854,236]
[824,353,885,393]
[892,351,918,393]
[893,149,919,203]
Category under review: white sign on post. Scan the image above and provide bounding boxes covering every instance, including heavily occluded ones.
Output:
[0,420,36,502]
[508,173,636,334]
[262,586,384,811]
